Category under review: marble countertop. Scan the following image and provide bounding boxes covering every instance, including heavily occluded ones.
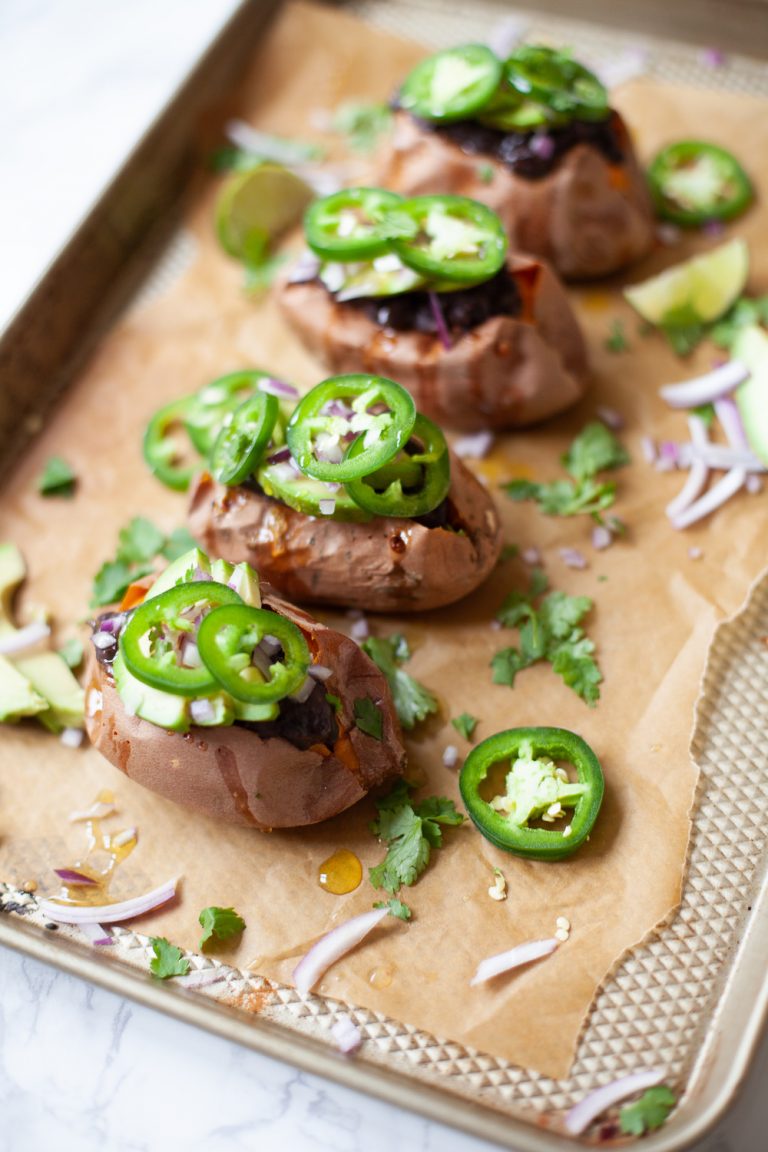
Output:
[0,3,766,1150]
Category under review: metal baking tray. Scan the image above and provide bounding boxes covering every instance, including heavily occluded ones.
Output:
[2,2,768,1148]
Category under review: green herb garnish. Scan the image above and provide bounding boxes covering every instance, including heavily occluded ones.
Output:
[161,527,197,562]
[373,897,412,920]
[619,1086,676,1136]
[38,456,76,498]
[477,163,495,184]
[149,937,190,979]
[604,318,630,353]
[332,101,392,153]
[451,712,478,742]
[492,569,602,706]
[198,906,246,949]
[354,696,384,740]
[369,780,463,896]
[91,519,195,607]
[710,294,768,349]
[362,634,438,730]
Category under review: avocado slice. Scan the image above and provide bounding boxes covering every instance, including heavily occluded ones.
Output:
[145,547,211,601]
[229,561,261,607]
[113,652,189,732]
[15,652,85,732]
[0,653,49,721]
[733,325,768,465]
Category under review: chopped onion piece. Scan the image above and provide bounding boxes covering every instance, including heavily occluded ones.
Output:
[319,499,337,516]
[530,133,555,160]
[331,1014,363,1054]
[746,474,763,494]
[293,907,390,995]
[428,291,453,350]
[470,937,558,986]
[372,253,405,274]
[289,675,316,704]
[659,359,749,408]
[442,745,459,769]
[180,639,202,669]
[38,877,178,925]
[688,546,703,560]
[60,727,84,749]
[269,462,300,484]
[259,634,282,656]
[670,467,746,530]
[224,118,319,167]
[591,525,612,551]
[175,968,226,989]
[714,396,750,451]
[350,617,370,641]
[251,646,272,678]
[640,436,657,464]
[70,799,115,823]
[287,251,321,284]
[80,922,113,946]
[92,631,116,651]
[559,547,588,570]
[700,46,727,68]
[258,376,300,400]
[54,868,98,886]
[595,405,624,431]
[308,663,333,682]
[0,620,50,655]
[267,446,293,466]
[563,1068,666,1136]
[521,546,541,566]
[190,698,216,725]
[656,222,682,246]
[453,431,494,459]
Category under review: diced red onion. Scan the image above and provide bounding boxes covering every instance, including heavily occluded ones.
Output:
[453,431,494,459]
[680,443,765,472]
[563,1068,666,1136]
[189,565,209,583]
[80,922,113,946]
[715,395,750,451]
[670,466,747,529]
[428,291,453,351]
[251,646,272,678]
[269,461,300,484]
[746,474,763,494]
[595,405,624,431]
[325,400,354,420]
[486,15,527,57]
[659,359,749,408]
[293,907,390,995]
[259,634,282,656]
[442,745,459,769]
[190,698,216,725]
[267,446,293,466]
[92,631,117,651]
[350,617,370,641]
[315,431,343,463]
[559,547,588,570]
[258,376,300,400]
[96,616,119,634]
[175,967,226,989]
[470,937,559,986]
[331,1014,363,1054]
[70,799,114,823]
[655,441,679,472]
[60,727,84,749]
[289,675,316,704]
[530,133,555,160]
[287,252,321,285]
[640,436,657,464]
[702,218,726,238]
[591,525,613,551]
[308,663,333,682]
[180,639,202,669]
[700,46,727,68]
[112,827,137,849]
[37,877,178,925]
[319,499,337,516]
[688,546,703,560]
[521,546,541,566]
[0,620,50,655]
[656,223,681,246]
[54,868,98,886]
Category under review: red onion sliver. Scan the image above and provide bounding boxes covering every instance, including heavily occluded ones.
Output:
[267,446,293,465]
[470,937,559,986]
[293,907,390,994]
[659,359,749,408]
[442,745,459,769]
[80,922,113,946]
[714,396,750,451]
[308,664,333,682]
[258,376,300,400]
[595,405,624,431]
[349,617,370,641]
[640,436,657,465]
[666,415,710,520]
[38,877,178,925]
[428,291,453,350]
[683,445,765,472]
[746,474,763,494]
[670,467,747,530]
[521,547,541,567]
[331,1014,363,1054]
[0,620,50,656]
[563,1068,666,1136]
[530,133,555,160]
[559,547,588,570]
[591,525,613,551]
[54,868,98,886]
[70,799,115,823]
[259,634,282,656]
[453,431,494,459]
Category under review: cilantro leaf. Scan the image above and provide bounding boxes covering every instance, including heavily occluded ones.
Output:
[374,898,412,920]
[604,318,630,353]
[477,163,495,184]
[198,906,246,949]
[149,937,190,979]
[117,517,166,565]
[562,422,629,481]
[38,456,76,497]
[91,560,153,608]
[369,782,464,895]
[710,294,768,349]
[325,692,342,714]
[493,578,602,705]
[354,696,383,740]
[208,146,263,173]
[362,634,438,730]
[451,712,478,741]
[619,1086,676,1136]
[331,101,392,153]
[658,302,706,356]
[162,526,197,562]
[91,519,195,608]
[58,638,84,670]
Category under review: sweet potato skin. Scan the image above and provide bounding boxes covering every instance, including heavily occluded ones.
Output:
[277,254,588,431]
[188,457,502,613]
[84,594,406,830]
[378,110,654,280]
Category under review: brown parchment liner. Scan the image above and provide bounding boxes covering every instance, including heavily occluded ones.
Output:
[1,1,767,1081]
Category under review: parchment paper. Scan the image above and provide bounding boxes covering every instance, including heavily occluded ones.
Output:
[1,1,767,1079]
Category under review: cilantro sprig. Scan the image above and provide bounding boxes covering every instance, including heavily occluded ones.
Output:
[331,101,392,154]
[90,519,196,608]
[619,1086,676,1136]
[604,318,630,353]
[369,781,464,905]
[492,569,602,706]
[503,422,629,526]
[656,293,768,357]
[451,712,478,742]
[38,456,76,498]
[362,634,438,730]
[373,897,412,921]
[199,906,246,950]
[149,937,190,979]
[354,696,384,740]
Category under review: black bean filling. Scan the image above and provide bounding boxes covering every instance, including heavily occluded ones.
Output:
[342,266,521,334]
[240,681,339,750]
[409,109,625,180]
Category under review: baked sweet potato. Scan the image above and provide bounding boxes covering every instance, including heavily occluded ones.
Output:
[277,254,589,431]
[188,456,502,613]
[378,110,654,280]
[85,592,406,829]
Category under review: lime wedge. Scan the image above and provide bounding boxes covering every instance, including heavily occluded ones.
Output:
[733,324,768,464]
[624,238,749,325]
[215,163,313,262]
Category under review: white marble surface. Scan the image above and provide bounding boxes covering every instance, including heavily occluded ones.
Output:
[0,2,766,1150]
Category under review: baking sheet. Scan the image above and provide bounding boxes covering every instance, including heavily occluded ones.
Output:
[1,0,767,1092]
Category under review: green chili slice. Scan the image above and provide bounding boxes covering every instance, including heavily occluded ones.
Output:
[389,195,507,283]
[344,414,451,517]
[119,582,243,697]
[197,604,310,704]
[286,374,416,483]
[505,45,608,121]
[459,726,604,861]
[210,391,280,486]
[184,370,277,456]
[648,141,753,227]
[142,396,201,492]
[304,188,404,262]
[257,458,372,522]
[398,44,503,123]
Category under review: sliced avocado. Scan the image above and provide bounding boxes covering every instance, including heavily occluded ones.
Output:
[211,557,235,586]
[0,542,26,633]
[733,325,768,465]
[113,652,189,732]
[229,561,261,607]
[14,652,85,732]
[145,547,211,601]
[0,653,49,721]
[234,697,279,722]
